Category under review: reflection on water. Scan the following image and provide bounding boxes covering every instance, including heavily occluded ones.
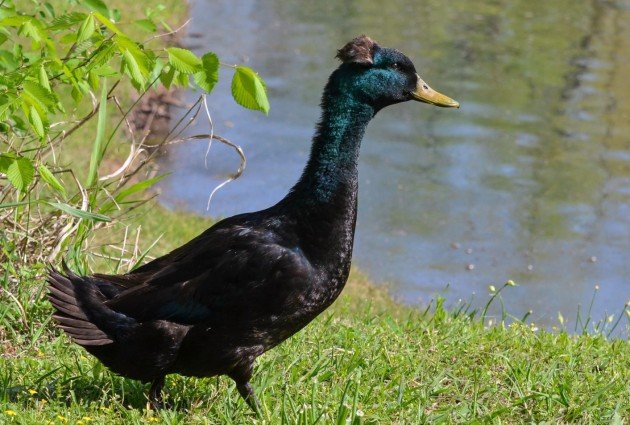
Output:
[159,0,629,332]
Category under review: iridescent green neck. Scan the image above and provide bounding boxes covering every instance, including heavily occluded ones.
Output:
[287,84,375,204]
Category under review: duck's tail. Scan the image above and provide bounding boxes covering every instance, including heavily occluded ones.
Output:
[47,263,135,346]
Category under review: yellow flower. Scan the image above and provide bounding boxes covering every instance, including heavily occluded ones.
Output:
[82,416,92,422]
[148,417,159,422]
[77,421,84,425]
[57,415,68,422]
[28,389,37,395]
[4,410,17,416]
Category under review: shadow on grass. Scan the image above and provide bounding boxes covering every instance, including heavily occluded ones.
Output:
[2,364,238,414]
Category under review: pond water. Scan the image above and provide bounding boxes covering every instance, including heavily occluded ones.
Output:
[158,0,630,332]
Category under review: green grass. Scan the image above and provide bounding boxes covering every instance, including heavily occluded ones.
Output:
[2,195,629,424]
[1,251,629,424]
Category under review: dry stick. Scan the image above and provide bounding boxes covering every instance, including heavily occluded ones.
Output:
[116,98,205,187]
[203,95,215,169]
[98,96,145,183]
[142,94,247,211]
[206,134,247,211]
[143,18,192,45]
[161,132,247,212]
[103,75,164,155]
[161,96,205,143]
[113,97,205,187]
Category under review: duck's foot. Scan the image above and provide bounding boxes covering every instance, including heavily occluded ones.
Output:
[229,365,262,415]
[148,376,165,410]
[236,381,262,416]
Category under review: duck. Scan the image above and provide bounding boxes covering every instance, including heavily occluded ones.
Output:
[47,35,459,412]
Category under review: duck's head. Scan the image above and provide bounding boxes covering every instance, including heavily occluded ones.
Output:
[331,35,459,111]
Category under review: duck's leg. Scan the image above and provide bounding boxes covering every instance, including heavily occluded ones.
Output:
[149,376,165,410]
[229,366,261,415]
[236,381,262,414]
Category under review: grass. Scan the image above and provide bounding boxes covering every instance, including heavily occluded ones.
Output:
[1,250,629,424]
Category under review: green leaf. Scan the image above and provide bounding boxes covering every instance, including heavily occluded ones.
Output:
[77,13,95,43]
[193,52,219,93]
[0,201,34,209]
[0,49,19,71]
[38,164,66,196]
[0,154,13,173]
[115,35,151,81]
[43,2,55,18]
[100,174,167,213]
[176,70,189,88]
[28,105,45,138]
[231,66,270,114]
[86,80,107,187]
[69,80,90,103]
[59,32,76,44]
[48,202,111,222]
[22,80,56,109]
[134,18,156,33]
[89,42,116,68]
[74,39,95,55]
[115,174,166,202]
[20,20,45,44]
[48,12,87,30]
[166,47,201,74]
[0,16,30,26]
[71,85,83,103]
[93,12,121,35]
[83,0,109,17]
[0,94,19,121]
[147,58,165,89]
[0,33,7,47]
[122,49,145,87]
[6,157,35,192]
[87,69,99,90]
[91,64,118,77]
[38,65,51,90]
[159,65,176,89]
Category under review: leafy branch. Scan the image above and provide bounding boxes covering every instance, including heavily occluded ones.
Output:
[0,0,269,266]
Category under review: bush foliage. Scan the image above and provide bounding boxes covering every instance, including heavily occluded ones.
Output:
[0,0,268,267]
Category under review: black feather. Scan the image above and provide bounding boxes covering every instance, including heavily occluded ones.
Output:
[46,36,456,410]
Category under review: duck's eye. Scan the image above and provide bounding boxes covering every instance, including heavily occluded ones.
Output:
[391,62,401,70]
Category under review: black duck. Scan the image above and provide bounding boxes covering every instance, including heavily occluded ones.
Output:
[48,35,459,411]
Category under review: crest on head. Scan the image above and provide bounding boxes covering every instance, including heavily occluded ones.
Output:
[336,35,378,65]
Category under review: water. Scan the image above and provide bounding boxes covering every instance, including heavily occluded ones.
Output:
[158,0,630,332]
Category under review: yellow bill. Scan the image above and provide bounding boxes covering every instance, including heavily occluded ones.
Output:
[411,74,460,108]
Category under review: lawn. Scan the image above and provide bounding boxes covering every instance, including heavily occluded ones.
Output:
[1,203,628,424]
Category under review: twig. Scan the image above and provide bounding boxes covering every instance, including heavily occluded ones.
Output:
[143,18,191,44]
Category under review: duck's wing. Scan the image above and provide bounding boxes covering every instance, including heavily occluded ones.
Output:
[102,224,313,325]
[90,220,227,290]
